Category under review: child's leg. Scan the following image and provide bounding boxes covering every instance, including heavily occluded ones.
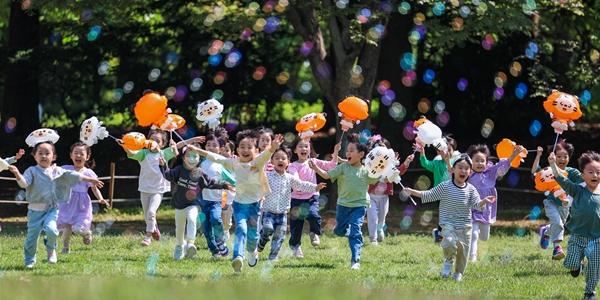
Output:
[246,202,260,255]
[269,214,287,260]
[61,225,73,251]
[441,226,458,264]
[544,199,565,244]
[333,205,351,237]
[584,238,600,295]
[221,205,233,236]
[24,210,46,265]
[259,212,275,247]
[455,226,472,275]
[184,205,199,244]
[347,207,367,264]
[199,200,219,254]
[479,223,491,241]
[564,235,587,272]
[208,202,225,247]
[377,196,389,231]
[366,197,378,242]
[306,196,322,236]
[288,199,306,248]
[470,221,480,259]
[174,208,186,246]
[42,208,60,253]
[232,202,249,259]
[146,193,162,233]
[139,193,151,235]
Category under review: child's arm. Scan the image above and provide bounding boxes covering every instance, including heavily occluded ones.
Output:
[159,158,178,182]
[4,149,25,165]
[399,154,414,176]
[188,144,233,169]
[80,174,104,189]
[202,172,232,190]
[549,152,582,196]
[531,146,543,175]
[441,150,453,173]
[253,134,284,168]
[404,182,446,203]
[176,136,205,149]
[8,165,29,188]
[289,174,325,193]
[91,186,108,206]
[416,143,434,172]
[309,159,331,180]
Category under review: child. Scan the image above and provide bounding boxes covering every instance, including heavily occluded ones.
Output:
[404,155,496,281]
[532,140,582,259]
[310,134,381,270]
[287,138,339,257]
[161,145,230,260]
[258,127,275,172]
[466,143,523,262]
[220,139,236,241]
[415,135,460,243]
[259,146,326,261]
[9,141,104,268]
[58,142,107,254]
[549,151,600,300]
[0,149,24,232]
[366,136,413,245]
[120,130,201,246]
[194,130,283,274]
[198,131,236,259]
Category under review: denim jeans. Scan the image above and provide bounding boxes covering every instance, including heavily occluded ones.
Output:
[197,199,226,254]
[24,207,59,265]
[259,212,287,260]
[334,205,366,264]
[288,196,322,248]
[232,201,260,259]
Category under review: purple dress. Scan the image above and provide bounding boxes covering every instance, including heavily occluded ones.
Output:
[57,165,96,232]
[469,159,510,224]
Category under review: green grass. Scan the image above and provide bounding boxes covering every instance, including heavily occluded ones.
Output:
[0,208,587,300]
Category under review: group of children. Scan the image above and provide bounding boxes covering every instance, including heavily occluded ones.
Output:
[4,123,600,299]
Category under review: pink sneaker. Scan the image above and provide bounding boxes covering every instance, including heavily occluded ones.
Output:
[141,236,152,246]
[151,228,161,241]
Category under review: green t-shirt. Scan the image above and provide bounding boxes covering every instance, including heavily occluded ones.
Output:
[557,175,600,239]
[419,151,460,187]
[328,163,379,208]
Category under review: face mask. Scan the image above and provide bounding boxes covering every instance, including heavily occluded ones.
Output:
[184,152,200,167]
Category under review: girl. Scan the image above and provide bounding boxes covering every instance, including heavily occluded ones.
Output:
[310,134,380,270]
[404,155,496,281]
[366,136,413,245]
[120,130,201,246]
[194,130,283,274]
[287,138,339,258]
[259,146,326,261]
[58,142,107,254]
[220,139,236,242]
[466,143,523,262]
[532,140,582,260]
[199,131,236,259]
[161,145,230,260]
[549,151,600,300]
[9,141,103,268]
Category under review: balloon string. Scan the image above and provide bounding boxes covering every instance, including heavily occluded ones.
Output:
[107,134,120,142]
[339,131,346,143]
[552,133,560,153]
[172,130,188,146]
[526,149,541,152]
[398,182,417,206]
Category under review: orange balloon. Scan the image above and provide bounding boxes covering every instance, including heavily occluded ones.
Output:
[134,92,169,127]
[496,138,527,168]
[534,166,568,203]
[121,132,154,151]
[543,90,583,133]
[296,112,327,133]
[158,114,186,132]
[338,96,369,121]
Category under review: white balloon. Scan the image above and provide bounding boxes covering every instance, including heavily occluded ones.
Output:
[414,119,447,152]
[196,98,224,130]
[80,117,109,146]
[25,128,60,148]
[0,158,9,172]
[364,146,401,182]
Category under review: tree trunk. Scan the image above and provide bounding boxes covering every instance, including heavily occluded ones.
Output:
[1,1,40,151]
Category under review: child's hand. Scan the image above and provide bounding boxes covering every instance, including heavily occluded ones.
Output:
[308,159,317,170]
[225,184,236,192]
[98,199,109,206]
[15,149,25,160]
[8,165,19,175]
[413,143,424,153]
[441,150,451,161]
[403,154,415,166]
[91,179,105,189]
[513,145,525,156]
[337,155,348,163]
[192,136,206,144]
[149,141,160,152]
[158,157,167,167]
[270,134,284,151]
[333,142,342,154]
[316,182,327,191]
[169,139,176,147]
[483,195,496,204]
[548,152,556,165]
[535,146,543,156]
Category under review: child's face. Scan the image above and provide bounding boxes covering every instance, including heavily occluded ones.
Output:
[453,160,472,184]
[149,133,165,149]
[205,139,220,154]
[237,138,257,162]
[258,133,272,151]
[34,143,56,168]
[294,140,310,161]
[183,150,200,170]
[471,152,487,173]
[346,143,364,165]
[582,161,600,190]
[555,149,570,169]
[70,146,89,169]
[271,150,289,173]
[221,145,233,158]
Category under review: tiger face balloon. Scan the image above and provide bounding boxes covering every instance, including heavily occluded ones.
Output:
[80,117,109,146]
[25,128,60,147]
[364,146,398,179]
[196,98,224,129]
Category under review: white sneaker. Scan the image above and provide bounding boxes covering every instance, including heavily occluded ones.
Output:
[232,256,243,274]
[453,272,463,282]
[173,245,185,261]
[350,262,361,270]
[248,250,259,267]
[25,262,35,269]
[47,249,57,264]
[370,240,379,246]
[377,229,385,242]
[293,246,304,258]
[441,261,452,278]
[309,233,320,247]
[469,254,477,262]
[185,244,197,259]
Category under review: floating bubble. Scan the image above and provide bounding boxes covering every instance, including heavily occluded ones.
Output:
[225,50,242,68]
[481,118,494,138]
[208,54,223,66]
[113,88,124,101]
[476,2,488,14]
[382,89,396,105]
[190,78,203,92]
[415,175,431,190]
[402,121,415,140]
[417,98,431,114]
[97,61,109,76]
[81,9,93,22]
[224,119,239,132]
[318,194,329,210]
[173,85,188,102]
[213,71,227,85]
[210,270,222,281]
[211,89,224,100]
[240,28,253,41]
[146,252,159,276]
[316,62,332,78]
[506,170,520,187]
[398,2,410,14]
[423,69,436,84]
[493,87,505,100]
[264,16,280,33]
[4,117,17,134]
[123,81,134,94]
[432,2,445,16]
[452,17,464,31]
[377,80,391,95]
[299,81,312,94]
[434,100,445,114]
[148,68,161,81]
[403,204,417,217]
[336,0,348,9]
[420,210,433,226]
[515,83,528,99]
[413,13,426,25]
[389,102,407,121]
[580,90,592,106]
[400,216,412,231]
[359,129,372,145]
[284,132,296,144]
[457,78,468,91]
[509,61,522,77]
[530,205,542,220]
[276,71,290,85]
[165,86,177,100]
[253,66,267,80]
[481,34,495,50]
[300,41,314,56]
[400,52,415,71]
[436,111,450,127]
[459,5,471,18]
[87,25,101,41]
[529,119,542,137]
[494,72,507,87]
[591,49,600,64]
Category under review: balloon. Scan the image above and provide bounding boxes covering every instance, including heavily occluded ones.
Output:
[196,98,224,130]
[337,96,369,132]
[413,116,447,152]
[134,92,169,127]
[295,112,327,140]
[80,117,109,146]
[25,128,60,147]
[0,158,9,172]
[543,90,583,134]
[496,138,527,168]
[158,114,186,132]
[364,146,401,183]
[121,132,156,151]
[534,166,569,204]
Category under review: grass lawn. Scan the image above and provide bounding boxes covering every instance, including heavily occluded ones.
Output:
[0,206,587,299]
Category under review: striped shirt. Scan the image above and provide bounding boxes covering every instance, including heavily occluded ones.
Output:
[421,180,484,228]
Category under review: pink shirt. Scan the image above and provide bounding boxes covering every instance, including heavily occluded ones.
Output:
[288,159,337,200]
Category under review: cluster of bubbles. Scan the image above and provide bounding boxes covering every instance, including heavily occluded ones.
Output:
[401,70,417,87]
[400,205,417,231]
[481,33,496,51]
[261,0,289,14]
[166,85,189,102]
[408,25,426,46]
[525,41,539,60]
[493,72,507,100]
[480,118,495,138]
[515,82,528,100]
[377,80,396,106]
[529,119,542,137]
[87,25,101,42]
[203,4,227,27]
[356,8,372,24]
[367,24,386,42]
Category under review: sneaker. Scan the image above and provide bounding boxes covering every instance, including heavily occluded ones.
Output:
[453,272,463,282]
[293,246,304,258]
[571,263,583,278]
[584,293,597,300]
[47,249,57,264]
[309,232,320,247]
[232,256,243,274]
[432,228,442,244]
[82,231,92,245]
[185,244,197,259]
[350,262,360,270]
[552,245,565,260]
[257,238,267,252]
[469,254,477,262]
[61,247,70,254]
[370,241,379,246]
[377,229,385,242]
[218,246,230,258]
[141,236,152,246]
[248,250,259,267]
[173,245,185,261]
[25,262,35,269]
[151,228,161,241]
[539,225,550,249]
[441,261,452,278]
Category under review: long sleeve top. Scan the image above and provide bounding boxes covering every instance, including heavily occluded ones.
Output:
[288,158,337,200]
[263,171,317,214]
[421,180,485,229]
[556,175,600,239]
[469,159,510,224]
[162,165,228,209]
